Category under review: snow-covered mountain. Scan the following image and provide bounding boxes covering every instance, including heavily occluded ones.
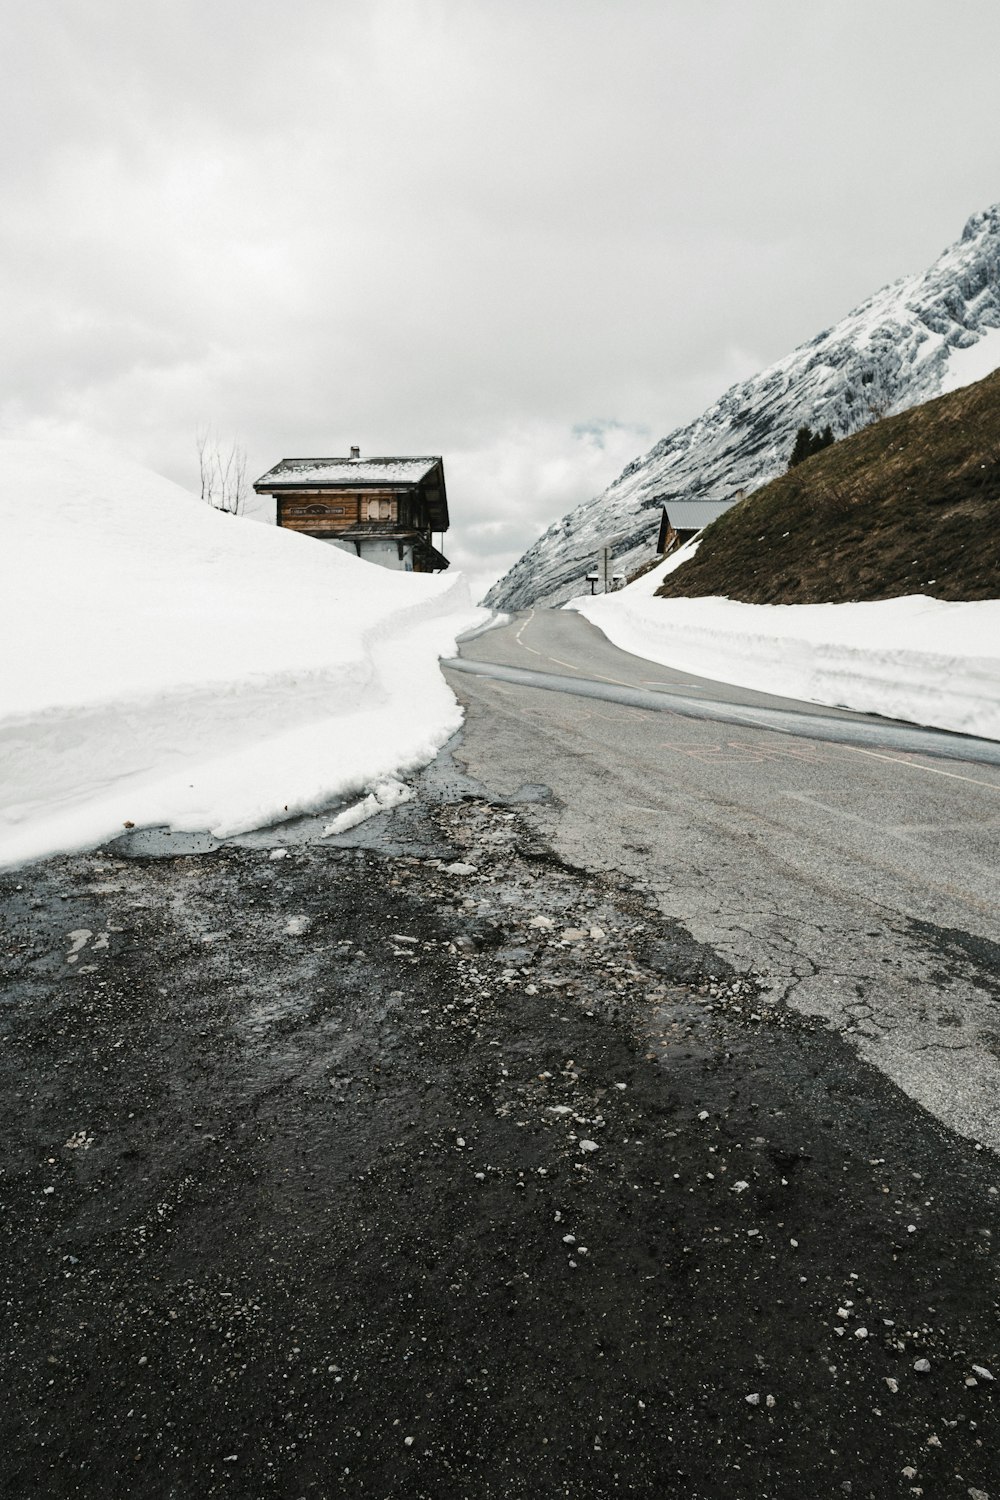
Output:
[485,205,1000,609]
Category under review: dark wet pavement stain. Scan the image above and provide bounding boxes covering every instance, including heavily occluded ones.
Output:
[1,773,999,1498]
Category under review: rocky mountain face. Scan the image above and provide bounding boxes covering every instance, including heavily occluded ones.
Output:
[485,205,1000,610]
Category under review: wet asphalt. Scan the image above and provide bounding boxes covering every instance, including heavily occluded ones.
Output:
[2,747,1000,1498]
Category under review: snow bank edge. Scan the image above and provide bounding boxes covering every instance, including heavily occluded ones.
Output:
[1,573,487,870]
[571,592,1000,743]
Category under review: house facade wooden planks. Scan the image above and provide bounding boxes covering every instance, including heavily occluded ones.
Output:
[253,451,450,572]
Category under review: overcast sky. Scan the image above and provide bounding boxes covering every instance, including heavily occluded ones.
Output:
[3,1,1000,599]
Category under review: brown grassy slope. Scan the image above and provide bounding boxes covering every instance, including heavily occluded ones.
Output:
[656,367,1000,604]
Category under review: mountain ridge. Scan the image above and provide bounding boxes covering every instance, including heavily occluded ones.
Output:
[484,205,1000,609]
[655,365,1000,606]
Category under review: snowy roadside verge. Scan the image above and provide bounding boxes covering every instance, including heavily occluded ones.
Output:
[569,561,1000,742]
[0,441,486,869]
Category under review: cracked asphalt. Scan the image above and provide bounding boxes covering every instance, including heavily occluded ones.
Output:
[451,610,1000,1151]
[1,610,999,1498]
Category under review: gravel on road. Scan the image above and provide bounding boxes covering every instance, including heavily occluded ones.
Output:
[1,781,998,1498]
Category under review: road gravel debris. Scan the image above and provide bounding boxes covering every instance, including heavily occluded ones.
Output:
[0,779,998,1497]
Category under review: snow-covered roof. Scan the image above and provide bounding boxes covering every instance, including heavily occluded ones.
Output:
[255,456,441,488]
[664,499,738,531]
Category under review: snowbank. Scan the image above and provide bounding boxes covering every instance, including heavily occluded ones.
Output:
[571,565,1000,742]
[0,440,486,868]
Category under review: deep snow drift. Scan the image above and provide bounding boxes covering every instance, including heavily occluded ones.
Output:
[571,562,1000,742]
[0,441,485,868]
[489,203,1000,609]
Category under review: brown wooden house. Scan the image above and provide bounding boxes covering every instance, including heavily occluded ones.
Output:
[655,498,741,555]
[254,449,449,572]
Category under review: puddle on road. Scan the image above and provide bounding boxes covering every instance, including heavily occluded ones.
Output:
[109,827,223,859]
[644,990,716,1067]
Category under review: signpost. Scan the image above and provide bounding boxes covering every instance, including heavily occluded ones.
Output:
[588,543,624,594]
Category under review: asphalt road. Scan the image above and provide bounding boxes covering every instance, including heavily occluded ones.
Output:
[3,608,1000,1499]
[450,608,1000,1149]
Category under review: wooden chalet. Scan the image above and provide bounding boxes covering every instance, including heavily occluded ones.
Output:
[656,498,740,555]
[254,449,449,573]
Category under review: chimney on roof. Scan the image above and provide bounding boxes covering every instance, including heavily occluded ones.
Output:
[350,445,360,460]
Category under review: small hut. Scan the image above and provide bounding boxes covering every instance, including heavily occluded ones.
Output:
[656,499,738,555]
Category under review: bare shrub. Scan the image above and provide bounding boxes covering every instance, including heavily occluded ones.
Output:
[196,428,247,516]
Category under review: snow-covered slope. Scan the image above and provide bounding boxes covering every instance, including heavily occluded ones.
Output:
[486,205,1000,609]
[0,441,484,868]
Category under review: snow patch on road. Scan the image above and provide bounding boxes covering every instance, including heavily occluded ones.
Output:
[323,778,414,837]
[0,440,486,868]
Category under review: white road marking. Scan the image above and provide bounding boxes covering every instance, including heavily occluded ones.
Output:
[516,613,717,695]
[833,742,1000,793]
[515,611,630,683]
[514,615,749,698]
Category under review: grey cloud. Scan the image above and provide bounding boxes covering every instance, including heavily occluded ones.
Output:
[2,0,1000,598]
